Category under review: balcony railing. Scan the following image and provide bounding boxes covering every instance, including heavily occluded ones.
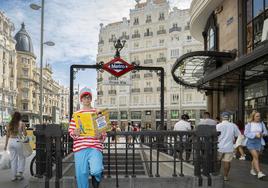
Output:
[169,27,181,33]
[109,38,116,42]
[108,90,117,95]
[144,73,153,78]
[144,59,153,64]
[98,40,104,45]
[119,35,129,40]
[157,57,166,63]
[132,34,141,39]
[146,19,152,23]
[131,74,140,79]
[157,30,166,35]
[144,32,153,37]
[131,88,140,93]
[144,87,153,92]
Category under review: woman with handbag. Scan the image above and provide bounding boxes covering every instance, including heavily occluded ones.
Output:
[244,110,268,179]
[3,112,27,181]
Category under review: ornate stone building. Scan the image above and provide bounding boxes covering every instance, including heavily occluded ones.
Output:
[0,11,17,124]
[96,0,206,130]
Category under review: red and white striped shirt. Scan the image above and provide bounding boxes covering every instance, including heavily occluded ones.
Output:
[68,109,106,152]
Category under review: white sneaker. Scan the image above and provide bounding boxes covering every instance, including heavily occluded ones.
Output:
[250,169,257,176]
[257,172,266,179]
[239,156,246,160]
[16,172,24,180]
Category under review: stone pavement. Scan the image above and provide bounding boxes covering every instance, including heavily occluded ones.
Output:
[0,136,34,188]
[1,135,268,188]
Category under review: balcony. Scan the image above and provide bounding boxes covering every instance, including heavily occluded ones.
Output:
[144,32,153,37]
[108,38,116,43]
[132,34,141,39]
[98,40,104,45]
[131,74,140,79]
[131,88,140,93]
[157,29,166,35]
[108,90,117,95]
[144,73,153,78]
[157,87,166,91]
[146,19,152,23]
[97,91,103,96]
[157,57,166,63]
[144,59,153,64]
[97,78,103,82]
[169,27,181,33]
[119,35,129,40]
[144,87,153,92]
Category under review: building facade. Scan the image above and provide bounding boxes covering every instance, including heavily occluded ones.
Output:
[0,11,17,125]
[96,0,206,130]
[172,0,268,125]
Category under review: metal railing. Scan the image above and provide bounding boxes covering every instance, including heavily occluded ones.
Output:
[33,125,219,188]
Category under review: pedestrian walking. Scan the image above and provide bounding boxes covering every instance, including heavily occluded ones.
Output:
[174,114,192,161]
[69,87,106,188]
[234,120,246,160]
[199,111,218,126]
[4,111,27,181]
[216,112,240,181]
[244,110,267,179]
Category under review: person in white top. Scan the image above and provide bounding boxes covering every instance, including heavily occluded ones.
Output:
[174,114,191,131]
[216,112,240,181]
[174,114,191,161]
[199,112,217,126]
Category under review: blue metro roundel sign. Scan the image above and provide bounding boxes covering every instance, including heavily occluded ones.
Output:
[102,57,134,77]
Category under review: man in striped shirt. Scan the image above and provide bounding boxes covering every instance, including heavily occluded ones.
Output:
[69,87,106,188]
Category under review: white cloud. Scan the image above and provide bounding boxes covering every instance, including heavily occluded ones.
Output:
[1,0,192,88]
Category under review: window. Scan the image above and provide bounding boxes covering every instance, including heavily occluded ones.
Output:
[22,69,29,76]
[134,17,139,25]
[3,63,5,74]
[146,15,152,23]
[119,96,126,105]
[110,111,118,119]
[23,91,28,98]
[207,28,215,50]
[156,110,167,119]
[23,103,28,111]
[173,23,178,28]
[159,52,164,58]
[171,94,179,104]
[110,98,116,105]
[159,12,165,20]
[246,0,268,52]
[146,53,151,59]
[131,111,141,119]
[146,96,152,104]
[23,80,29,88]
[134,42,139,48]
[159,39,165,46]
[120,111,128,119]
[171,49,179,58]
[187,36,192,41]
[186,94,192,101]
[134,30,139,34]
[146,40,152,47]
[2,51,6,60]
[171,110,179,119]
[146,81,151,87]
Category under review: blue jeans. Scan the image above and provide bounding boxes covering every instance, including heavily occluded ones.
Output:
[74,148,103,188]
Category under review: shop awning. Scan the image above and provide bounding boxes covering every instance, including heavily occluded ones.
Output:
[171,41,268,91]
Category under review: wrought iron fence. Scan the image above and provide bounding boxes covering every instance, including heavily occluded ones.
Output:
[33,125,219,188]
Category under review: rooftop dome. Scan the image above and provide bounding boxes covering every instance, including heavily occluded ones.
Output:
[14,23,34,54]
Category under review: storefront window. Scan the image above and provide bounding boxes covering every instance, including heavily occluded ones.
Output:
[246,0,268,52]
[109,111,118,120]
[170,110,179,119]
[120,111,128,119]
[131,111,141,119]
[156,110,167,119]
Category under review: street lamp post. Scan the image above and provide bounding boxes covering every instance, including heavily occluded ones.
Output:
[30,0,54,124]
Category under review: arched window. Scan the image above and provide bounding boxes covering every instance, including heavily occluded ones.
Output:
[207,27,215,51]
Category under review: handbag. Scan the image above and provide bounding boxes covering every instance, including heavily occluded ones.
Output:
[22,142,33,157]
[0,151,11,170]
[18,135,33,157]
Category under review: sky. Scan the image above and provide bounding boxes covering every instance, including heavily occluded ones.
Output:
[0,0,192,96]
